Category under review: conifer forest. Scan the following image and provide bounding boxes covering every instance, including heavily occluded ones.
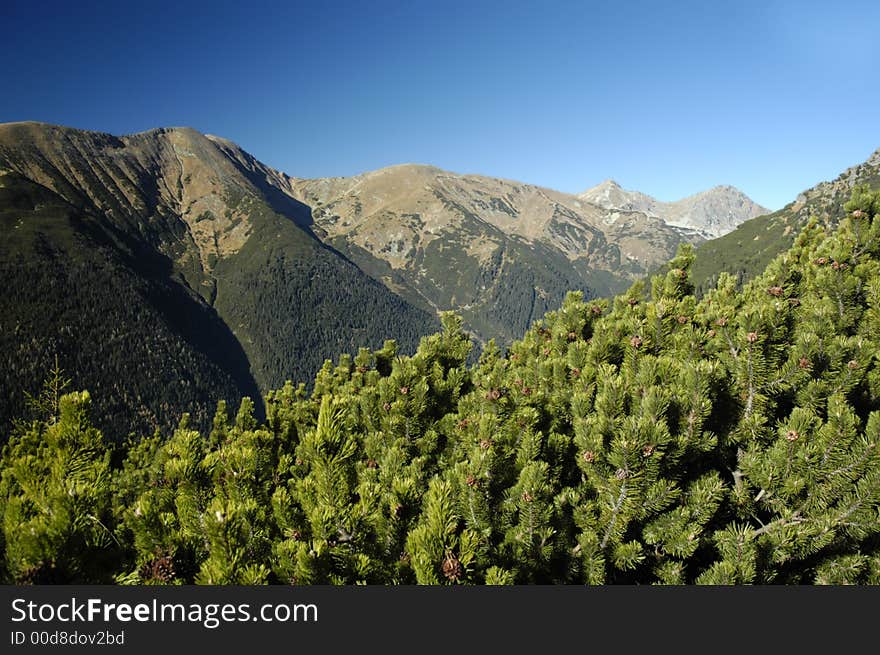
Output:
[2,188,880,586]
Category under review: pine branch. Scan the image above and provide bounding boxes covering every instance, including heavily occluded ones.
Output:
[750,512,804,537]
[600,476,629,550]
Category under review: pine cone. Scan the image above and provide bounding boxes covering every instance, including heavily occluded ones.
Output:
[139,554,176,583]
[442,553,463,581]
[582,450,596,463]
[767,286,783,297]
[747,332,758,343]
[630,335,643,348]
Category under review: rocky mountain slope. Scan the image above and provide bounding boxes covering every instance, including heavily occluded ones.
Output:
[0,122,438,438]
[690,146,880,294]
[579,179,769,238]
[285,164,736,342]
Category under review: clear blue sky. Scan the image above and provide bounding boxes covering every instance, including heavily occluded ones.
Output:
[2,0,878,210]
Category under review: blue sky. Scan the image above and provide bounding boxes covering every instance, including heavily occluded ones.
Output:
[2,0,878,210]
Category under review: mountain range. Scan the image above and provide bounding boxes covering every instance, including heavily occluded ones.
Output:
[579,179,767,237]
[3,120,871,439]
[286,162,766,342]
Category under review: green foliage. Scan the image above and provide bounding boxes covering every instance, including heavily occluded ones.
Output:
[0,391,119,582]
[3,190,880,585]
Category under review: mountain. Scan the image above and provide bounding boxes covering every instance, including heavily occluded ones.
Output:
[579,179,769,238]
[577,179,658,215]
[286,164,724,343]
[0,120,772,437]
[0,122,438,438]
[690,146,880,294]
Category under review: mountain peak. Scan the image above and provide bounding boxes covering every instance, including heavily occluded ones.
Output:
[578,179,656,217]
[372,163,444,175]
[135,125,202,137]
[706,184,740,194]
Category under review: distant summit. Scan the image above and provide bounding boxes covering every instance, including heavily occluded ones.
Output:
[579,180,769,238]
[578,180,658,219]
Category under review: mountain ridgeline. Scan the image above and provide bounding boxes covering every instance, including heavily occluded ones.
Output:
[0,121,768,438]
[290,165,765,339]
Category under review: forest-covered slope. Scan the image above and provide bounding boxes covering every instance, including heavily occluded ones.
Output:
[0,170,257,438]
[0,123,439,438]
[2,188,879,585]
